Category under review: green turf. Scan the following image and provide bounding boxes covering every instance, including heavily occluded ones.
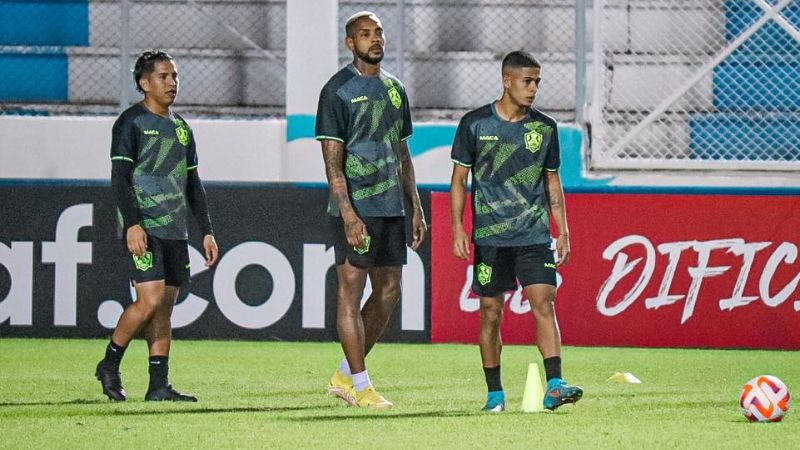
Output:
[0,339,796,449]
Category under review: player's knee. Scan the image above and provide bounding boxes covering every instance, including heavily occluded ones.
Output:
[376,281,401,304]
[480,302,503,325]
[336,299,361,318]
[157,301,175,317]
[134,299,160,321]
[530,298,555,318]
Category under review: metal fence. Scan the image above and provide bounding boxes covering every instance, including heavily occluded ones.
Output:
[589,0,800,170]
[0,0,585,120]
[0,0,287,117]
[338,0,584,122]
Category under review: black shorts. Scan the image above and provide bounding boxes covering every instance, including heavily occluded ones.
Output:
[125,235,190,287]
[472,244,557,297]
[331,216,407,268]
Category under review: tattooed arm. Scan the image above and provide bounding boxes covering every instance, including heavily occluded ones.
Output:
[546,170,570,266]
[321,139,366,247]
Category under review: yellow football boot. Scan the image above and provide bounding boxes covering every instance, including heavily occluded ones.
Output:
[326,370,357,407]
[355,385,393,409]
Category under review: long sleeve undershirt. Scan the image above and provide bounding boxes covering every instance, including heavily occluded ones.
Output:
[111,161,213,236]
[111,160,140,232]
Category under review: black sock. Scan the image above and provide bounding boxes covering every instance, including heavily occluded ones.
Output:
[148,356,169,391]
[104,340,127,367]
[543,356,562,382]
[483,365,503,392]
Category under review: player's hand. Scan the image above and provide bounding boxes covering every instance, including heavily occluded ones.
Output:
[409,209,428,251]
[452,226,470,260]
[343,213,368,247]
[126,224,148,257]
[203,234,219,267]
[556,234,570,266]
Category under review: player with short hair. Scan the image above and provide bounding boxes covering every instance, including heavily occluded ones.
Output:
[316,11,427,409]
[95,50,218,402]
[450,50,582,412]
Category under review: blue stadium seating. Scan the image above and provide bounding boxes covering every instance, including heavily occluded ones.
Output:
[0,52,68,102]
[690,114,800,160]
[713,57,800,111]
[691,0,800,160]
[725,0,800,55]
[0,1,88,102]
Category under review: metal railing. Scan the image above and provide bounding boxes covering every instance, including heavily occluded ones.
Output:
[589,0,800,170]
[1,0,587,121]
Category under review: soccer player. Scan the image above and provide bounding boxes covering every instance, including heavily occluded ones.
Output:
[450,51,583,412]
[95,50,218,402]
[315,11,427,409]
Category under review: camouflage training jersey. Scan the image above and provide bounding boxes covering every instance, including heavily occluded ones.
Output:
[110,102,198,240]
[315,64,412,217]
[451,103,561,247]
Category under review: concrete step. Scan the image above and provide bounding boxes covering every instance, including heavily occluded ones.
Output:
[89,0,285,50]
[603,0,726,55]
[398,51,577,111]
[340,0,578,54]
[66,47,285,106]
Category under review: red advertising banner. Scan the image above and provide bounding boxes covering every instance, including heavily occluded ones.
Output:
[431,192,800,349]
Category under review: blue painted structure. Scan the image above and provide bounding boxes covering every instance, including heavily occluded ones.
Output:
[0,50,68,101]
[0,1,89,46]
[0,1,89,102]
[691,0,800,160]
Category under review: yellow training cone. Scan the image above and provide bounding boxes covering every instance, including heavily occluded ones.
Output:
[607,372,642,384]
[521,362,545,412]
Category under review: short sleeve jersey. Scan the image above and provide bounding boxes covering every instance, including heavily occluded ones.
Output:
[451,103,561,247]
[110,102,198,240]
[315,64,412,217]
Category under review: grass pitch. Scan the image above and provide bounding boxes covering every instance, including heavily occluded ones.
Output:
[0,339,796,449]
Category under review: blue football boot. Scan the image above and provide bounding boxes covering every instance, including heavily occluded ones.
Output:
[481,390,506,412]
[543,378,583,411]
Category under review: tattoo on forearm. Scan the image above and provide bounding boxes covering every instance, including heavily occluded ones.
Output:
[549,189,563,209]
[322,142,352,213]
[546,173,564,210]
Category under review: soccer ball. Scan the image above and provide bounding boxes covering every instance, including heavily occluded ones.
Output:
[739,375,791,422]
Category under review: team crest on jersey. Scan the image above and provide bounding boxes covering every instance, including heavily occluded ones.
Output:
[523,121,549,153]
[132,251,153,272]
[174,118,190,146]
[476,263,492,286]
[384,78,402,109]
[524,129,543,153]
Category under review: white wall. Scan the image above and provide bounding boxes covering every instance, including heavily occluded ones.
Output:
[5,116,798,190]
[0,115,466,185]
[0,116,286,182]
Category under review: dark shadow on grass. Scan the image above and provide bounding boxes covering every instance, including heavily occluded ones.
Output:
[260,388,336,398]
[0,400,337,416]
[0,398,108,407]
[281,410,475,422]
[107,405,328,416]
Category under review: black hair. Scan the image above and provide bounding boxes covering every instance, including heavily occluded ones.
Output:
[133,50,174,93]
[501,51,540,73]
[345,11,381,37]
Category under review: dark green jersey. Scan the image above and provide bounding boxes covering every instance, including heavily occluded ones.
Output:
[451,103,561,246]
[110,103,198,240]
[315,64,412,217]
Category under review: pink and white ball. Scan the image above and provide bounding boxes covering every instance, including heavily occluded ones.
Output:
[740,375,791,423]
